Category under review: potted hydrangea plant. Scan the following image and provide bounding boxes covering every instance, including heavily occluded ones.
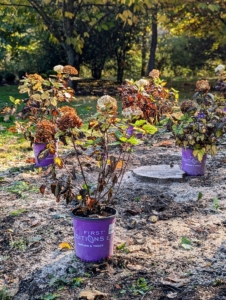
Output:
[11,65,79,167]
[46,95,157,262]
[168,79,226,175]
[118,69,179,125]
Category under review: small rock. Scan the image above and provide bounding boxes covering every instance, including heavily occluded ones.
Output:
[127,219,137,229]
[148,215,158,223]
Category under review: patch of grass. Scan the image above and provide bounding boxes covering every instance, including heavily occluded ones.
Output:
[41,293,60,300]
[0,289,12,300]
[0,85,26,110]
[6,181,39,198]
[10,208,27,216]
[10,238,27,251]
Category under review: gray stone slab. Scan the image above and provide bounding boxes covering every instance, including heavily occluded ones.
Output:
[132,164,185,183]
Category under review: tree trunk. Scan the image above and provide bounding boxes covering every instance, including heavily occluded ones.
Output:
[62,43,81,90]
[116,49,126,83]
[146,8,158,75]
[141,31,148,77]
[91,65,102,80]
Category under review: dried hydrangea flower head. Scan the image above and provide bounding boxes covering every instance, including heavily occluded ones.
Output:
[62,65,78,75]
[122,105,144,119]
[149,69,160,79]
[215,64,225,75]
[136,79,149,87]
[24,74,44,93]
[96,95,118,115]
[57,111,83,132]
[53,65,64,73]
[27,73,44,82]
[196,80,210,93]
[60,106,77,115]
[35,120,56,143]
[180,100,196,114]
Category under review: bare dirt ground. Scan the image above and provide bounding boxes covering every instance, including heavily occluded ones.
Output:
[1,129,226,300]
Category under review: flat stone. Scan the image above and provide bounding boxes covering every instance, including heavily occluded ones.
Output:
[132,164,185,183]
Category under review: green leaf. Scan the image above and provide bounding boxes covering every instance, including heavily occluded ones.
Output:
[197,192,203,201]
[134,120,146,126]
[142,124,157,134]
[127,136,140,145]
[213,197,219,210]
[119,136,128,142]
[108,141,121,146]
[180,236,193,250]
[193,149,205,162]
[116,242,126,250]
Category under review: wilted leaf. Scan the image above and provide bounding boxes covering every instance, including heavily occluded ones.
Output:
[46,142,56,155]
[30,220,40,227]
[25,157,36,163]
[116,160,123,169]
[86,197,97,209]
[115,284,121,289]
[54,157,63,169]
[40,184,46,195]
[59,242,71,250]
[78,289,107,300]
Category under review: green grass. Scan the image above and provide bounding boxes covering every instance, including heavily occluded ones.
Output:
[168,76,217,101]
[0,85,26,110]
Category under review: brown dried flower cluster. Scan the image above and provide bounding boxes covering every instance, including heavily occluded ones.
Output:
[57,112,83,132]
[27,74,44,82]
[35,120,56,143]
[180,100,196,114]
[149,69,160,79]
[196,80,210,92]
[62,65,78,75]
[60,106,77,115]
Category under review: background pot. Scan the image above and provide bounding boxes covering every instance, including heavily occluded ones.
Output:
[71,207,117,262]
[181,148,206,176]
[33,142,58,167]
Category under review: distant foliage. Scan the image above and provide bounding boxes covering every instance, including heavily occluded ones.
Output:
[5,72,16,83]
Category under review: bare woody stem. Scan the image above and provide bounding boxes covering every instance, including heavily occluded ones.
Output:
[72,136,90,198]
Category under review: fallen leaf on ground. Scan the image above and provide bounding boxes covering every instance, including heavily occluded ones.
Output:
[59,242,72,250]
[208,226,217,233]
[78,288,108,300]
[127,264,143,271]
[164,275,181,283]
[30,220,40,227]
[25,158,36,163]
[115,284,121,289]
[40,184,46,195]
[154,140,175,147]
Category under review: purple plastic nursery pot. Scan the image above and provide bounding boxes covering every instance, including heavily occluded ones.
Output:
[33,142,58,167]
[71,207,117,262]
[181,148,207,176]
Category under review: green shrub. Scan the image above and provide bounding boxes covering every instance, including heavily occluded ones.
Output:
[46,70,56,76]
[5,72,16,83]
[40,73,48,79]
[18,70,26,79]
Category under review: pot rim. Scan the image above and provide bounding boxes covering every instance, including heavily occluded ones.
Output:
[71,206,117,220]
[33,139,58,145]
